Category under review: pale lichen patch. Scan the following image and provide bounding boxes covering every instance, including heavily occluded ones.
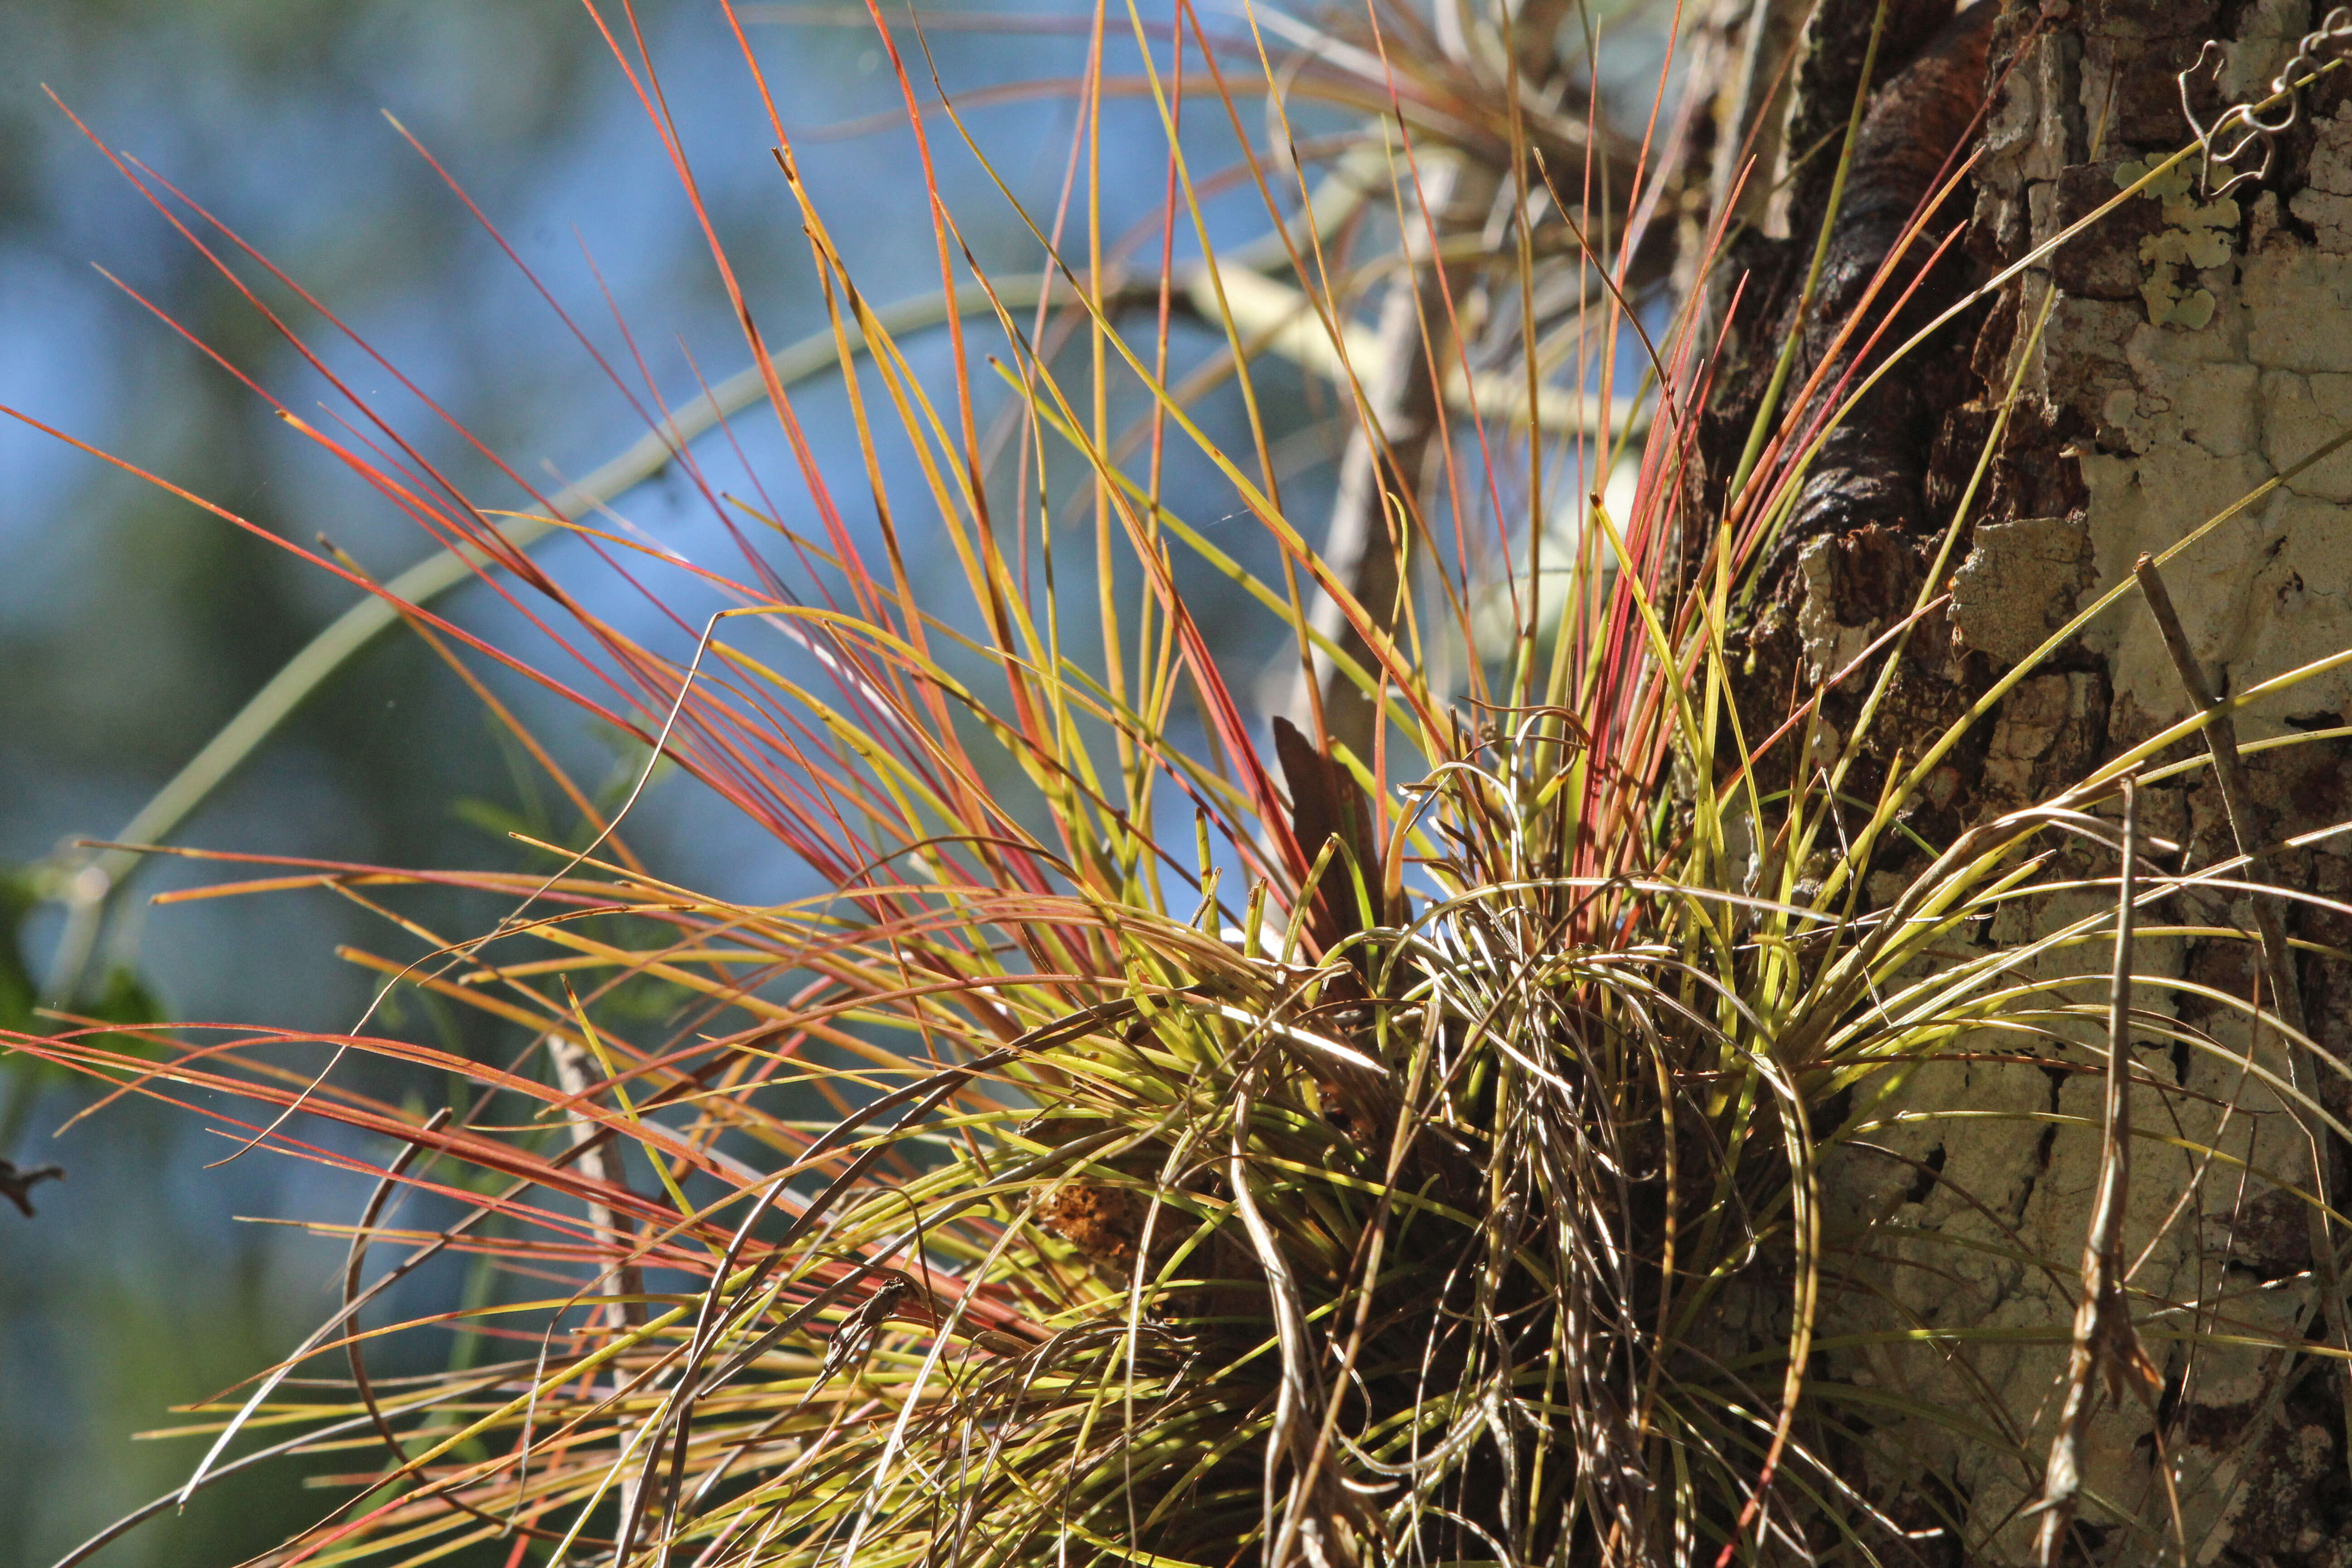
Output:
[2116,157,2239,328]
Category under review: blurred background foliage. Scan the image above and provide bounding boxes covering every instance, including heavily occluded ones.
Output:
[0,0,1331,1559]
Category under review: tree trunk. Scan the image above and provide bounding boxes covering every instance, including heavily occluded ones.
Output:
[1711,1,2352,1559]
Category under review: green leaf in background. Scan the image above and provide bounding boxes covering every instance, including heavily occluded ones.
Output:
[1,864,166,1155]
[0,869,35,1041]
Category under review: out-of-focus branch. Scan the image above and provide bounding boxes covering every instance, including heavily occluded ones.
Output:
[1288,0,1579,768]
[1204,263,1639,435]
[39,172,1635,1005]
[1293,156,1480,764]
[1709,0,1810,239]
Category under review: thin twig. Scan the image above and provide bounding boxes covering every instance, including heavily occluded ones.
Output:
[547,1032,653,1553]
[0,1156,64,1217]
[2132,554,2303,1035]
[2134,549,2350,1503]
[2033,774,2162,1566]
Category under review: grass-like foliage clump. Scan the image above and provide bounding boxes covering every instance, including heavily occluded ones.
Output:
[13,1,2352,1564]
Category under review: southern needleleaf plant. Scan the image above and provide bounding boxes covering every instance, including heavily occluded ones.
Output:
[10,1,2352,1564]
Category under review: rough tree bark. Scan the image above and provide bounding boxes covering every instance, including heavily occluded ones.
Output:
[1706,0,2352,1559]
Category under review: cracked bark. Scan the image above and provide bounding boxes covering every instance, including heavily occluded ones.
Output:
[1706,1,2352,1558]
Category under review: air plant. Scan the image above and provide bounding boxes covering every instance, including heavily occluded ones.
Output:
[12,1,2352,1565]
